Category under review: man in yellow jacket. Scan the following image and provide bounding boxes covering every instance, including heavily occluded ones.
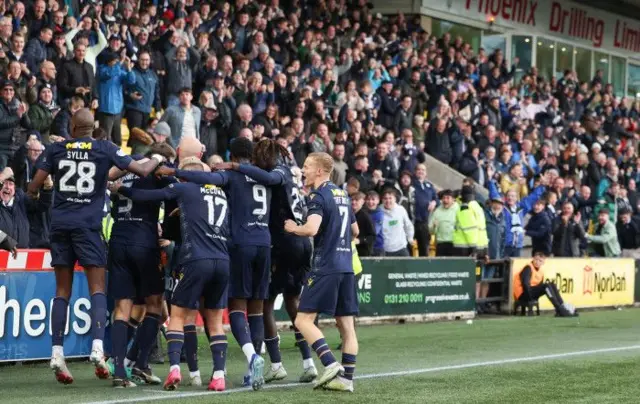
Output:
[453,186,483,257]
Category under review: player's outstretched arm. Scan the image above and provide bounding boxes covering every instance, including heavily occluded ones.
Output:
[116,183,177,202]
[125,155,165,178]
[27,169,49,198]
[174,169,227,186]
[235,163,285,186]
[108,158,151,181]
[284,214,322,237]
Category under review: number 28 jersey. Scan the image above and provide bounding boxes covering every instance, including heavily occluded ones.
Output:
[307,181,355,275]
[36,137,133,231]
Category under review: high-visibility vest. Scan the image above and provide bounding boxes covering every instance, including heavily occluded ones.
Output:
[352,240,362,275]
[452,203,478,249]
[469,200,488,249]
[513,263,545,299]
[102,214,113,242]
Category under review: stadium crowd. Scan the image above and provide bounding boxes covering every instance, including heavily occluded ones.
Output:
[0,0,638,264]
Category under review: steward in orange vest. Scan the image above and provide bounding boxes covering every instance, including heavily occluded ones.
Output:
[513,252,578,317]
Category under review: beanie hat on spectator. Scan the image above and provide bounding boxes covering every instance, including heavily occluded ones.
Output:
[153,122,171,138]
[104,52,119,65]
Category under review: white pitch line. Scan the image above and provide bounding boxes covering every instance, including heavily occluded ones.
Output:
[83,344,640,404]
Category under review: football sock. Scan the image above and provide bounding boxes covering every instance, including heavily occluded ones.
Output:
[184,324,199,372]
[135,313,161,369]
[51,297,68,347]
[166,330,184,367]
[311,338,337,368]
[127,318,140,346]
[247,314,264,354]
[294,327,312,361]
[342,353,356,380]
[111,320,129,378]
[90,293,107,346]
[229,311,255,362]
[209,334,228,377]
[264,336,281,365]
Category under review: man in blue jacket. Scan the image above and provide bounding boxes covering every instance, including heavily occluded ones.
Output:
[488,173,549,257]
[124,50,161,132]
[96,52,135,146]
[413,163,437,256]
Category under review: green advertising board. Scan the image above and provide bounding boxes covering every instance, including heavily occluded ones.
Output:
[273,258,476,322]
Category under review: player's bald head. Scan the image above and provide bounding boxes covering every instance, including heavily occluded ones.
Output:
[71,108,94,139]
[177,136,204,160]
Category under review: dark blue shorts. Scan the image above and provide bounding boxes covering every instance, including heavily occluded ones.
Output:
[298,272,359,317]
[270,236,312,299]
[108,243,163,301]
[172,258,229,310]
[229,245,271,300]
[50,228,106,268]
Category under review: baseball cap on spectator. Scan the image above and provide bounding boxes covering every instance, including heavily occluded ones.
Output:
[490,196,504,204]
[109,34,121,42]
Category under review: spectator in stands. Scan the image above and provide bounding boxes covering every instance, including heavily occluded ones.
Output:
[552,201,585,257]
[0,167,50,248]
[57,42,97,107]
[0,80,29,170]
[64,19,107,73]
[160,87,200,147]
[413,164,437,256]
[365,190,384,256]
[96,53,135,145]
[24,25,51,73]
[586,208,621,257]
[124,50,161,132]
[27,83,59,143]
[351,192,374,257]
[488,172,547,257]
[617,208,640,258]
[429,189,458,257]
[330,143,348,187]
[51,95,83,141]
[526,200,553,256]
[381,188,414,257]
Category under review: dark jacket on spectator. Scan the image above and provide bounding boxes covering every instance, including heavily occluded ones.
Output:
[393,106,413,135]
[24,37,48,74]
[425,121,452,164]
[617,217,640,250]
[28,189,52,248]
[51,106,72,140]
[125,66,162,114]
[355,208,375,257]
[413,179,437,223]
[57,58,97,104]
[552,216,586,257]
[0,188,49,248]
[0,99,30,146]
[526,210,553,255]
[377,88,397,129]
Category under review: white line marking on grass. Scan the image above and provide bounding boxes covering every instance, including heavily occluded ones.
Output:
[83,344,640,404]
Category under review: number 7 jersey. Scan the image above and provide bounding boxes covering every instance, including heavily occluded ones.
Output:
[36,138,133,231]
[307,181,355,275]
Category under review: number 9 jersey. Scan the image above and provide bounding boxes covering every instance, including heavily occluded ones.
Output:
[36,138,133,231]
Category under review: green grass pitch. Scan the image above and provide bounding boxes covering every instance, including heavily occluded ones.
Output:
[3,309,640,404]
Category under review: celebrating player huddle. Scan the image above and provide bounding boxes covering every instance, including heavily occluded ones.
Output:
[27,109,360,393]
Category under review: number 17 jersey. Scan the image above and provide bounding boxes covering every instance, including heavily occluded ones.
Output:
[36,137,133,231]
